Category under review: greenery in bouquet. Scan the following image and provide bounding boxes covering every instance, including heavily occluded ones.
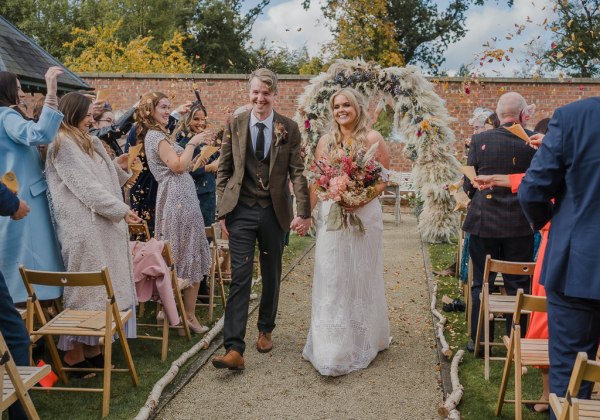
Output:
[305,141,385,232]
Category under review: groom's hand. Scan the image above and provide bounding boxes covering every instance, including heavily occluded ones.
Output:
[219,218,229,239]
[290,216,311,236]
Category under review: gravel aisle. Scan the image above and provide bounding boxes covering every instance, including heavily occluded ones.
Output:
[158,212,441,419]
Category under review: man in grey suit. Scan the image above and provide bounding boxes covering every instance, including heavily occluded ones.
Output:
[212,68,311,370]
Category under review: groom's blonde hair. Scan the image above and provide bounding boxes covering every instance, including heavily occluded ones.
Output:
[248,68,278,93]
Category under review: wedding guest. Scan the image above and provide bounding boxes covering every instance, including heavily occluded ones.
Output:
[534,117,550,134]
[45,92,139,372]
[0,67,65,304]
[134,91,211,334]
[172,104,220,226]
[302,87,390,376]
[458,108,501,283]
[474,132,550,413]
[519,97,600,414]
[126,102,190,236]
[89,100,136,157]
[0,181,31,419]
[463,92,537,355]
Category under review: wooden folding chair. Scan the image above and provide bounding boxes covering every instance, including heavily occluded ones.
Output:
[136,240,191,360]
[0,331,49,420]
[19,265,139,418]
[549,352,600,420]
[496,289,549,419]
[475,255,536,380]
[198,225,227,321]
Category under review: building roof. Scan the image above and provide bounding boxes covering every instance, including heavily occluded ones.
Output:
[0,16,90,93]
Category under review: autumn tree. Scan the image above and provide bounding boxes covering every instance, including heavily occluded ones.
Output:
[544,0,600,77]
[1,0,195,62]
[304,0,512,72]
[321,0,404,67]
[63,20,191,73]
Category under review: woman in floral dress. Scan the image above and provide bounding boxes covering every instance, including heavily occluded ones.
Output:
[134,92,212,334]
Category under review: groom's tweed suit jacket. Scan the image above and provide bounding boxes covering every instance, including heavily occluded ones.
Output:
[216,110,310,231]
[462,123,537,238]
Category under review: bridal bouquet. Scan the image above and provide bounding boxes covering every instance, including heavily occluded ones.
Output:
[305,141,386,232]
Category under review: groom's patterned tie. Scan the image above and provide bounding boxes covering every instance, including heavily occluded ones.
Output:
[255,122,266,161]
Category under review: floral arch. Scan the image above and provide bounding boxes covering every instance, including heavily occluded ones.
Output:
[295,59,461,243]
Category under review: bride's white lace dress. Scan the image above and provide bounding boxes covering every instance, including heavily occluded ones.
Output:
[302,198,390,376]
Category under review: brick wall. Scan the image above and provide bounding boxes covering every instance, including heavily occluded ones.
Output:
[79,72,600,171]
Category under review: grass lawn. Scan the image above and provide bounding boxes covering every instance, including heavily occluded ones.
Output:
[429,242,548,420]
[28,234,314,420]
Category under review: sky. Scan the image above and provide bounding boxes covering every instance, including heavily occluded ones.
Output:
[246,0,556,76]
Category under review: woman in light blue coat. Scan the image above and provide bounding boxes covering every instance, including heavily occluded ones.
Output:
[0,67,65,303]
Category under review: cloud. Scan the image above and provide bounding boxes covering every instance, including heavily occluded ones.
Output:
[251,1,333,56]
[442,0,555,76]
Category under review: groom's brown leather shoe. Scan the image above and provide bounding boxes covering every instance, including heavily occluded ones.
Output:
[256,332,273,353]
[212,349,245,370]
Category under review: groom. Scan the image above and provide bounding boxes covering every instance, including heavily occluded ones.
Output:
[212,68,311,370]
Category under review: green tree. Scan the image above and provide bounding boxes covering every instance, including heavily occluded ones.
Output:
[544,0,600,77]
[186,0,270,73]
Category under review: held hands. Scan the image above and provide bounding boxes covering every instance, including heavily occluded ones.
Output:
[11,200,30,220]
[124,209,142,224]
[219,219,229,239]
[472,175,495,190]
[290,216,311,236]
[44,66,64,96]
[529,133,544,149]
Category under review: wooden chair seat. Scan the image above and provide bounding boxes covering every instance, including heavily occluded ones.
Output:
[36,309,132,336]
[0,331,49,419]
[2,365,50,410]
[550,395,600,419]
[499,336,549,365]
[550,352,600,420]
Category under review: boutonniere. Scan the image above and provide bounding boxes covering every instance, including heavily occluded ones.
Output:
[274,122,288,146]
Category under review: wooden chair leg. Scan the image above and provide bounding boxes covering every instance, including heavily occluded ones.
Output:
[161,314,168,362]
[174,285,191,341]
[215,248,227,308]
[102,335,112,418]
[495,334,515,416]
[474,289,485,357]
[514,328,523,420]
[208,268,215,322]
[44,335,68,384]
[483,283,491,380]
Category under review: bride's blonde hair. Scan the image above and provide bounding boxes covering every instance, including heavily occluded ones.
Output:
[326,88,371,152]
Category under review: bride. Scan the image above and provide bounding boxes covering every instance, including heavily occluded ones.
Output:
[302,87,391,376]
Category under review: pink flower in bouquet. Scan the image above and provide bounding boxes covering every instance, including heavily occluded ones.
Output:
[328,174,349,201]
[318,175,330,188]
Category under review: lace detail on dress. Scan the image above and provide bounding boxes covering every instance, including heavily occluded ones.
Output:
[302,199,390,376]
